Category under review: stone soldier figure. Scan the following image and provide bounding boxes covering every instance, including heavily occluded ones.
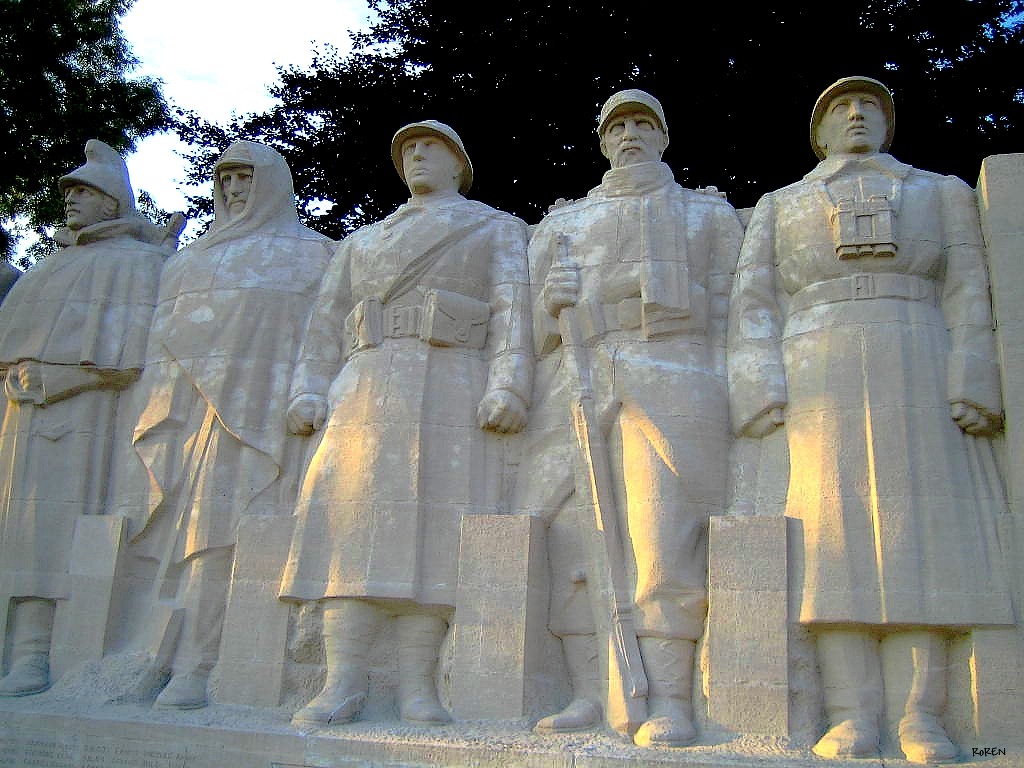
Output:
[0,140,166,696]
[279,120,533,727]
[125,141,335,709]
[521,89,743,747]
[728,76,1013,763]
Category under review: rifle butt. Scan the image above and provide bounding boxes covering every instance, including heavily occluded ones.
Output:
[604,630,648,736]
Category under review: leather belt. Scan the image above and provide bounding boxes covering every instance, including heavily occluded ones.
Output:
[789,273,936,314]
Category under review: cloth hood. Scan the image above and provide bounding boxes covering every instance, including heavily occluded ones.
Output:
[195,141,304,250]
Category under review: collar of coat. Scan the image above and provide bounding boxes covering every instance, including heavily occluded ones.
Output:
[54,215,163,248]
[804,152,912,185]
[593,160,676,198]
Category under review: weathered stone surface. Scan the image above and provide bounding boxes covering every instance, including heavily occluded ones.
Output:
[519,88,742,747]
[0,99,1020,767]
[279,120,534,731]
[706,516,788,736]
[728,76,1017,763]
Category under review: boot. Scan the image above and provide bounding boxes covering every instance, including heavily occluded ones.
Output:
[292,598,382,728]
[155,669,209,709]
[534,633,602,733]
[633,637,697,748]
[396,612,450,725]
[812,629,882,759]
[0,599,54,697]
[154,547,232,710]
[891,631,958,764]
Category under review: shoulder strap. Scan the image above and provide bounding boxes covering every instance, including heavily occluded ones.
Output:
[380,219,483,305]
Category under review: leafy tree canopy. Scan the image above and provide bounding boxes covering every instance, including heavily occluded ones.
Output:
[176,0,1024,239]
[0,0,168,265]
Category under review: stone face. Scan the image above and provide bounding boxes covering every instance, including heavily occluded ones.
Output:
[0,115,1020,767]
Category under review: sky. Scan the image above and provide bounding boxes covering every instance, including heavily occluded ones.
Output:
[119,0,375,216]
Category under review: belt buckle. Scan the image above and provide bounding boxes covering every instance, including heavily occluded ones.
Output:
[852,274,874,300]
[385,304,416,337]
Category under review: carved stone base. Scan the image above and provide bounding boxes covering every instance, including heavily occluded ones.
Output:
[2,700,1022,768]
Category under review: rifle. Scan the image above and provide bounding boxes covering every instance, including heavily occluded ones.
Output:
[554,234,648,736]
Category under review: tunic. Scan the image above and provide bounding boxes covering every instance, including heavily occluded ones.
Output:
[0,218,165,597]
[728,153,1013,627]
[279,196,533,607]
[521,161,742,639]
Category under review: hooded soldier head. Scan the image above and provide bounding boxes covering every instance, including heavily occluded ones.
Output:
[59,139,136,229]
[196,141,305,250]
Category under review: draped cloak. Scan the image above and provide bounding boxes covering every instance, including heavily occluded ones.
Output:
[128,142,334,564]
[0,218,165,597]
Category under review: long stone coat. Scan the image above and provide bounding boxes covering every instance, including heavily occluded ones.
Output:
[728,153,1013,627]
[279,196,533,608]
[519,161,742,640]
[0,218,165,598]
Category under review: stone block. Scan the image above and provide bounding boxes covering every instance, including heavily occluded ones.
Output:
[50,514,126,680]
[216,514,294,707]
[706,515,789,736]
[968,627,1024,745]
[451,513,548,720]
[978,154,1024,238]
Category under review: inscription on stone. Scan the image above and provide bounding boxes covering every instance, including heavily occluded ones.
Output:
[0,734,74,768]
[0,733,194,768]
[82,742,190,768]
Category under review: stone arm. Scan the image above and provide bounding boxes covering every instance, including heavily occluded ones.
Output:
[5,361,137,406]
[726,194,788,438]
[527,219,571,357]
[478,217,535,434]
[708,198,745,378]
[286,241,351,435]
[940,175,1002,435]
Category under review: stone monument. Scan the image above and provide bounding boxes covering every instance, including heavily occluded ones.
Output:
[279,120,533,728]
[0,83,1020,768]
[728,76,1015,764]
[520,89,743,747]
[0,139,168,699]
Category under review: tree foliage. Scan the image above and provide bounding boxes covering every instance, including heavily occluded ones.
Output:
[0,0,168,264]
[175,0,1024,239]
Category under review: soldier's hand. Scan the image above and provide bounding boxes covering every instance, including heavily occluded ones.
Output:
[477,389,527,434]
[742,406,785,438]
[543,264,579,317]
[951,400,999,436]
[287,394,328,435]
[12,361,42,402]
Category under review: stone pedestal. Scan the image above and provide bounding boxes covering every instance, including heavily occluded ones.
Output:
[47,515,126,681]
[972,152,1024,746]
[216,514,295,707]
[706,515,789,736]
[452,513,552,720]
